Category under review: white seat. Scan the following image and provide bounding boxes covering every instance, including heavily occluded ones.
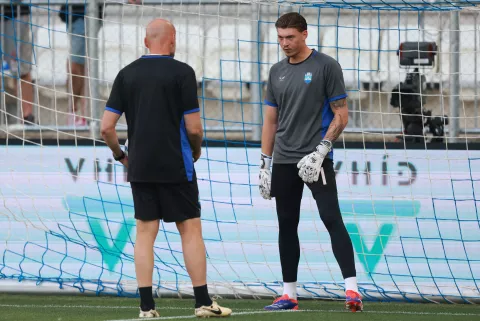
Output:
[32,24,70,99]
[441,24,480,101]
[98,23,144,98]
[378,23,444,92]
[306,25,321,49]
[261,25,284,82]
[458,24,480,101]
[174,23,204,81]
[321,25,380,100]
[204,23,254,100]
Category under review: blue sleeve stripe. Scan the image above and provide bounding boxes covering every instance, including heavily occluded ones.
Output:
[184,108,200,115]
[180,118,194,181]
[105,107,122,115]
[264,99,278,107]
[328,94,348,103]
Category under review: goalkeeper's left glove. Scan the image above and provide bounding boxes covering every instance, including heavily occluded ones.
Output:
[259,153,272,200]
[297,140,332,183]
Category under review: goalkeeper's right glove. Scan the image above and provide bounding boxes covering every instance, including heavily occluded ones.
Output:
[259,153,272,200]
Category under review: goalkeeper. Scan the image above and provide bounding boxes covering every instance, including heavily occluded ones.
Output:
[259,12,362,312]
[101,18,231,318]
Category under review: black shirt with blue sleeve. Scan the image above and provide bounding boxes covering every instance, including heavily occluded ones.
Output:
[106,55,200,183]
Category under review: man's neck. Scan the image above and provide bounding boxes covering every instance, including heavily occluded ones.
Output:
[147,48,171,56]
[289,47,313,64]
[147,52,171,56]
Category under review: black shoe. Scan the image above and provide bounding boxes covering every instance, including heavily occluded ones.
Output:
[23,114,35,125]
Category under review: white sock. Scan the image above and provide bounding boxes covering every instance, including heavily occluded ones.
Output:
[283,282,297,300]
[344,277,358,293]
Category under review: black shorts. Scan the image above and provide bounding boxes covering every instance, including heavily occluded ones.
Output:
[130,179,201,223]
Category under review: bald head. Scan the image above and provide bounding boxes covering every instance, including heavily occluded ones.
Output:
[144,19,176,56]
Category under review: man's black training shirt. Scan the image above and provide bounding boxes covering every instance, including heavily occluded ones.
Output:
[106,55,200,183]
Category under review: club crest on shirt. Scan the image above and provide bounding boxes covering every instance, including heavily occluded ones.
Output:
[304,72,312,84]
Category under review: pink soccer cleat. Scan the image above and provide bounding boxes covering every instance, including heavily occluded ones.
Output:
[345,290,363,312]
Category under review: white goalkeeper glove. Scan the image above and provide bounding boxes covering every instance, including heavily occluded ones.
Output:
[259,153,272,200]
[297,140,332,183]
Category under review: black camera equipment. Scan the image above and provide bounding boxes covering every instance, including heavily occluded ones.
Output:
[390,41,448,143]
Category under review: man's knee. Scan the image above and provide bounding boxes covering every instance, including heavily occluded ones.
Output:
[176,217,202,236]
[275,194,302,230]
[136,219,159,236]
[20,72,31,81]
[317,199,343,231]
[322,215,344,233]
[70,62,85,76]
[277,213,299,231]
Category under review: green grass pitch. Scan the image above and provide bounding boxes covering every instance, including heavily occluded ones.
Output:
[0,294,479,321]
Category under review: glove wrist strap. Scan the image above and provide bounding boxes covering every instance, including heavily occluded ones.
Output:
[319,139,332,152]
[261,153,272,169]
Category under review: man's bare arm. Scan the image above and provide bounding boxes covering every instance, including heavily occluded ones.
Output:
[323,98,349,143]
[101,110,123,157]
[101,110,128,166]
[261,106,278,156]
[184,111,203,162]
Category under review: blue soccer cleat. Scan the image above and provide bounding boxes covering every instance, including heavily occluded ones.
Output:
[264,294,298,311]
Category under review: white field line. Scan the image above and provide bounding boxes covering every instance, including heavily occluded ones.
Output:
[1,303,478,320]
[106,309,480,321]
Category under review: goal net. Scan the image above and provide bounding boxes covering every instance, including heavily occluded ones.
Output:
[0,0,479,303]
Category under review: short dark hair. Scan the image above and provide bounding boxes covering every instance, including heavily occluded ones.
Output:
[275,12,307,32]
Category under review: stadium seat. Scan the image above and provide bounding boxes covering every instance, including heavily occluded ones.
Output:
[321,25,380,100]
[174,22,205,82]
[441,24,480,101]
[261,24,283,83]
[98,23,144,99]
[32,24,70,100]
[99,22,205,98]
[204,23,254,100]
[458,24,480,101]
[260,24,283,82]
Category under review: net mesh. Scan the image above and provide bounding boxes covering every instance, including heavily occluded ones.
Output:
[0,0,479,302]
